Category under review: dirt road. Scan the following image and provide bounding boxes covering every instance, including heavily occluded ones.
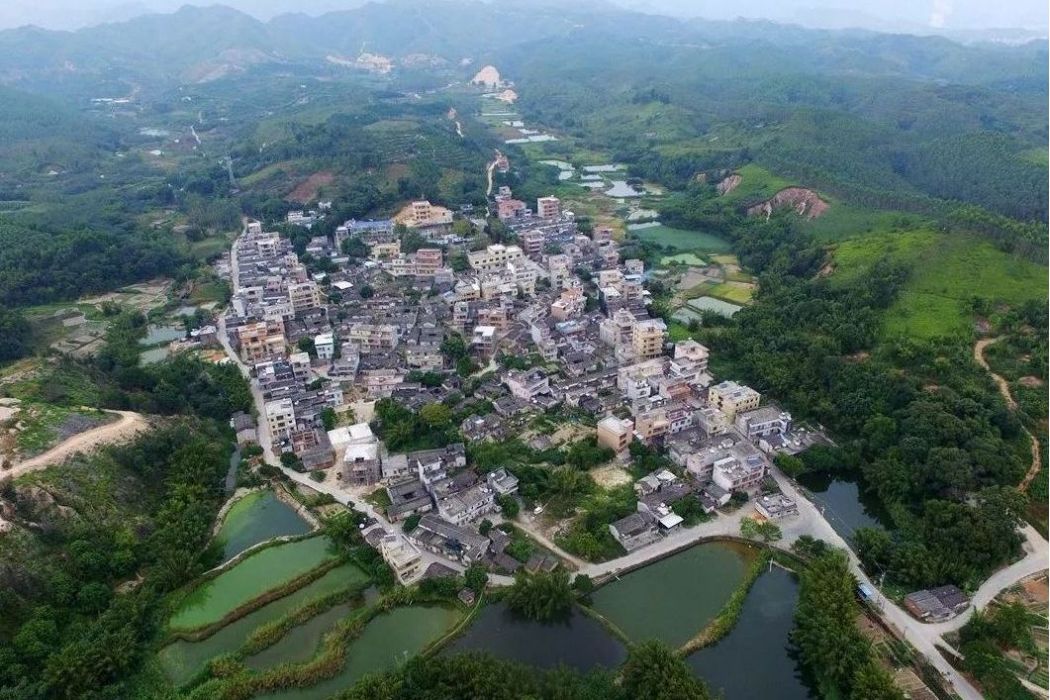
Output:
[3,410,148,479]
[974,337,1042,492]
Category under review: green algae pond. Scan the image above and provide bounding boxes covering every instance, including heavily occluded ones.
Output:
[216,490,312,562]
[169,536,339,632]
[244,602,355,671]
[589,541,758,647]
[687,568,814,699]
[257,605,463,700]
[159,565,370,687]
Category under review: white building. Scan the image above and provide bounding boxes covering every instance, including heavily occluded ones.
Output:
[314,332,335,361]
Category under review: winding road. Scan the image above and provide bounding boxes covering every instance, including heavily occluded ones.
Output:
[974,336,1042,492]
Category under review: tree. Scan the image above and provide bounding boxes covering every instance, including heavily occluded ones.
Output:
[402,514,422,533]
[572,573,595,604]
[297,336,317,358]
[506,569,573,622]
[478,518,493,535]
[794,551,872,694]
[741,517,782,542]
[0,309,31,363]
[280,452,304,471]
[464,564,489,593]
[420,402,452,429]
[320,407,337,431]
[358,284,374,299]
[621,640,713,700]
[498,494,520,518]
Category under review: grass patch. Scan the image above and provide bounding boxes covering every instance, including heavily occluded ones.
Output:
[707,282,754,305]
[832,231,1047,339]
[628,224,732,253]
[719,163,793,204]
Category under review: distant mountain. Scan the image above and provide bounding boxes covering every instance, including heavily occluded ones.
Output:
[0,0,1044,99]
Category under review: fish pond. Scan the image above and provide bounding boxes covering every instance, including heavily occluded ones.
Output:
[445,601,627,671]
[589,541,758,647]
[140,324,184,346]
[795,471,892,539]
[257,605,463,700]
[168,536,340,632]
[688,567,814,699]
[216,490,312,562]
[158,564,370,687]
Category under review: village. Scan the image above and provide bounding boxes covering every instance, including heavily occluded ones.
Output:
[212,185,830,586]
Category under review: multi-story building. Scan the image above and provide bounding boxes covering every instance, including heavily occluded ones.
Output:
[708,380,761,419]
[496,198,528,221]
[712,454,765,494]
[265,398,296,444]
[550,287,585,320]
[536,195,560,219]
[468,244,526,274]
[287,281,323,315]
[407,514,491,565]
[696,406,730,436]
[631,319,667,360]
[238,321,286,364]
[314,332,335,361]
[520,229,545,258]
[378,533,424,584]
[504,369,550,401]
[370,240,401,260]
[735,406,792,439]
[347,323,398,353]
[597,416,634,453]
[436,484,497,525]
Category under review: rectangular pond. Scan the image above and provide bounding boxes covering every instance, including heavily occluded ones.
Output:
[168,536,341,632]
[589,541,757,647]
[216,490,312,562]
[158,565,369,687]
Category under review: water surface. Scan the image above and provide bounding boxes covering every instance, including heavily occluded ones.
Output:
[446,601,627,671]
[590,542,756,647]
[169,537,340,631]
[687,568,814,699]
[158,565,369,686]
[258,605,462,699]
[216,490,311,562]
[795,471,892,539]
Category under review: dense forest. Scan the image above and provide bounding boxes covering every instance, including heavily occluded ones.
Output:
[0,420,235,699]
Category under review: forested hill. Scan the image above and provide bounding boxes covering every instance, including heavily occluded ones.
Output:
[496,30,1048,229]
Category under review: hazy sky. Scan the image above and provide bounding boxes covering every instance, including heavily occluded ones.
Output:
[0,0,1045,33]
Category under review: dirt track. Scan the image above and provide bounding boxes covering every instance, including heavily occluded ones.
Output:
[3,410,148,479]
[975,337,1041,492]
